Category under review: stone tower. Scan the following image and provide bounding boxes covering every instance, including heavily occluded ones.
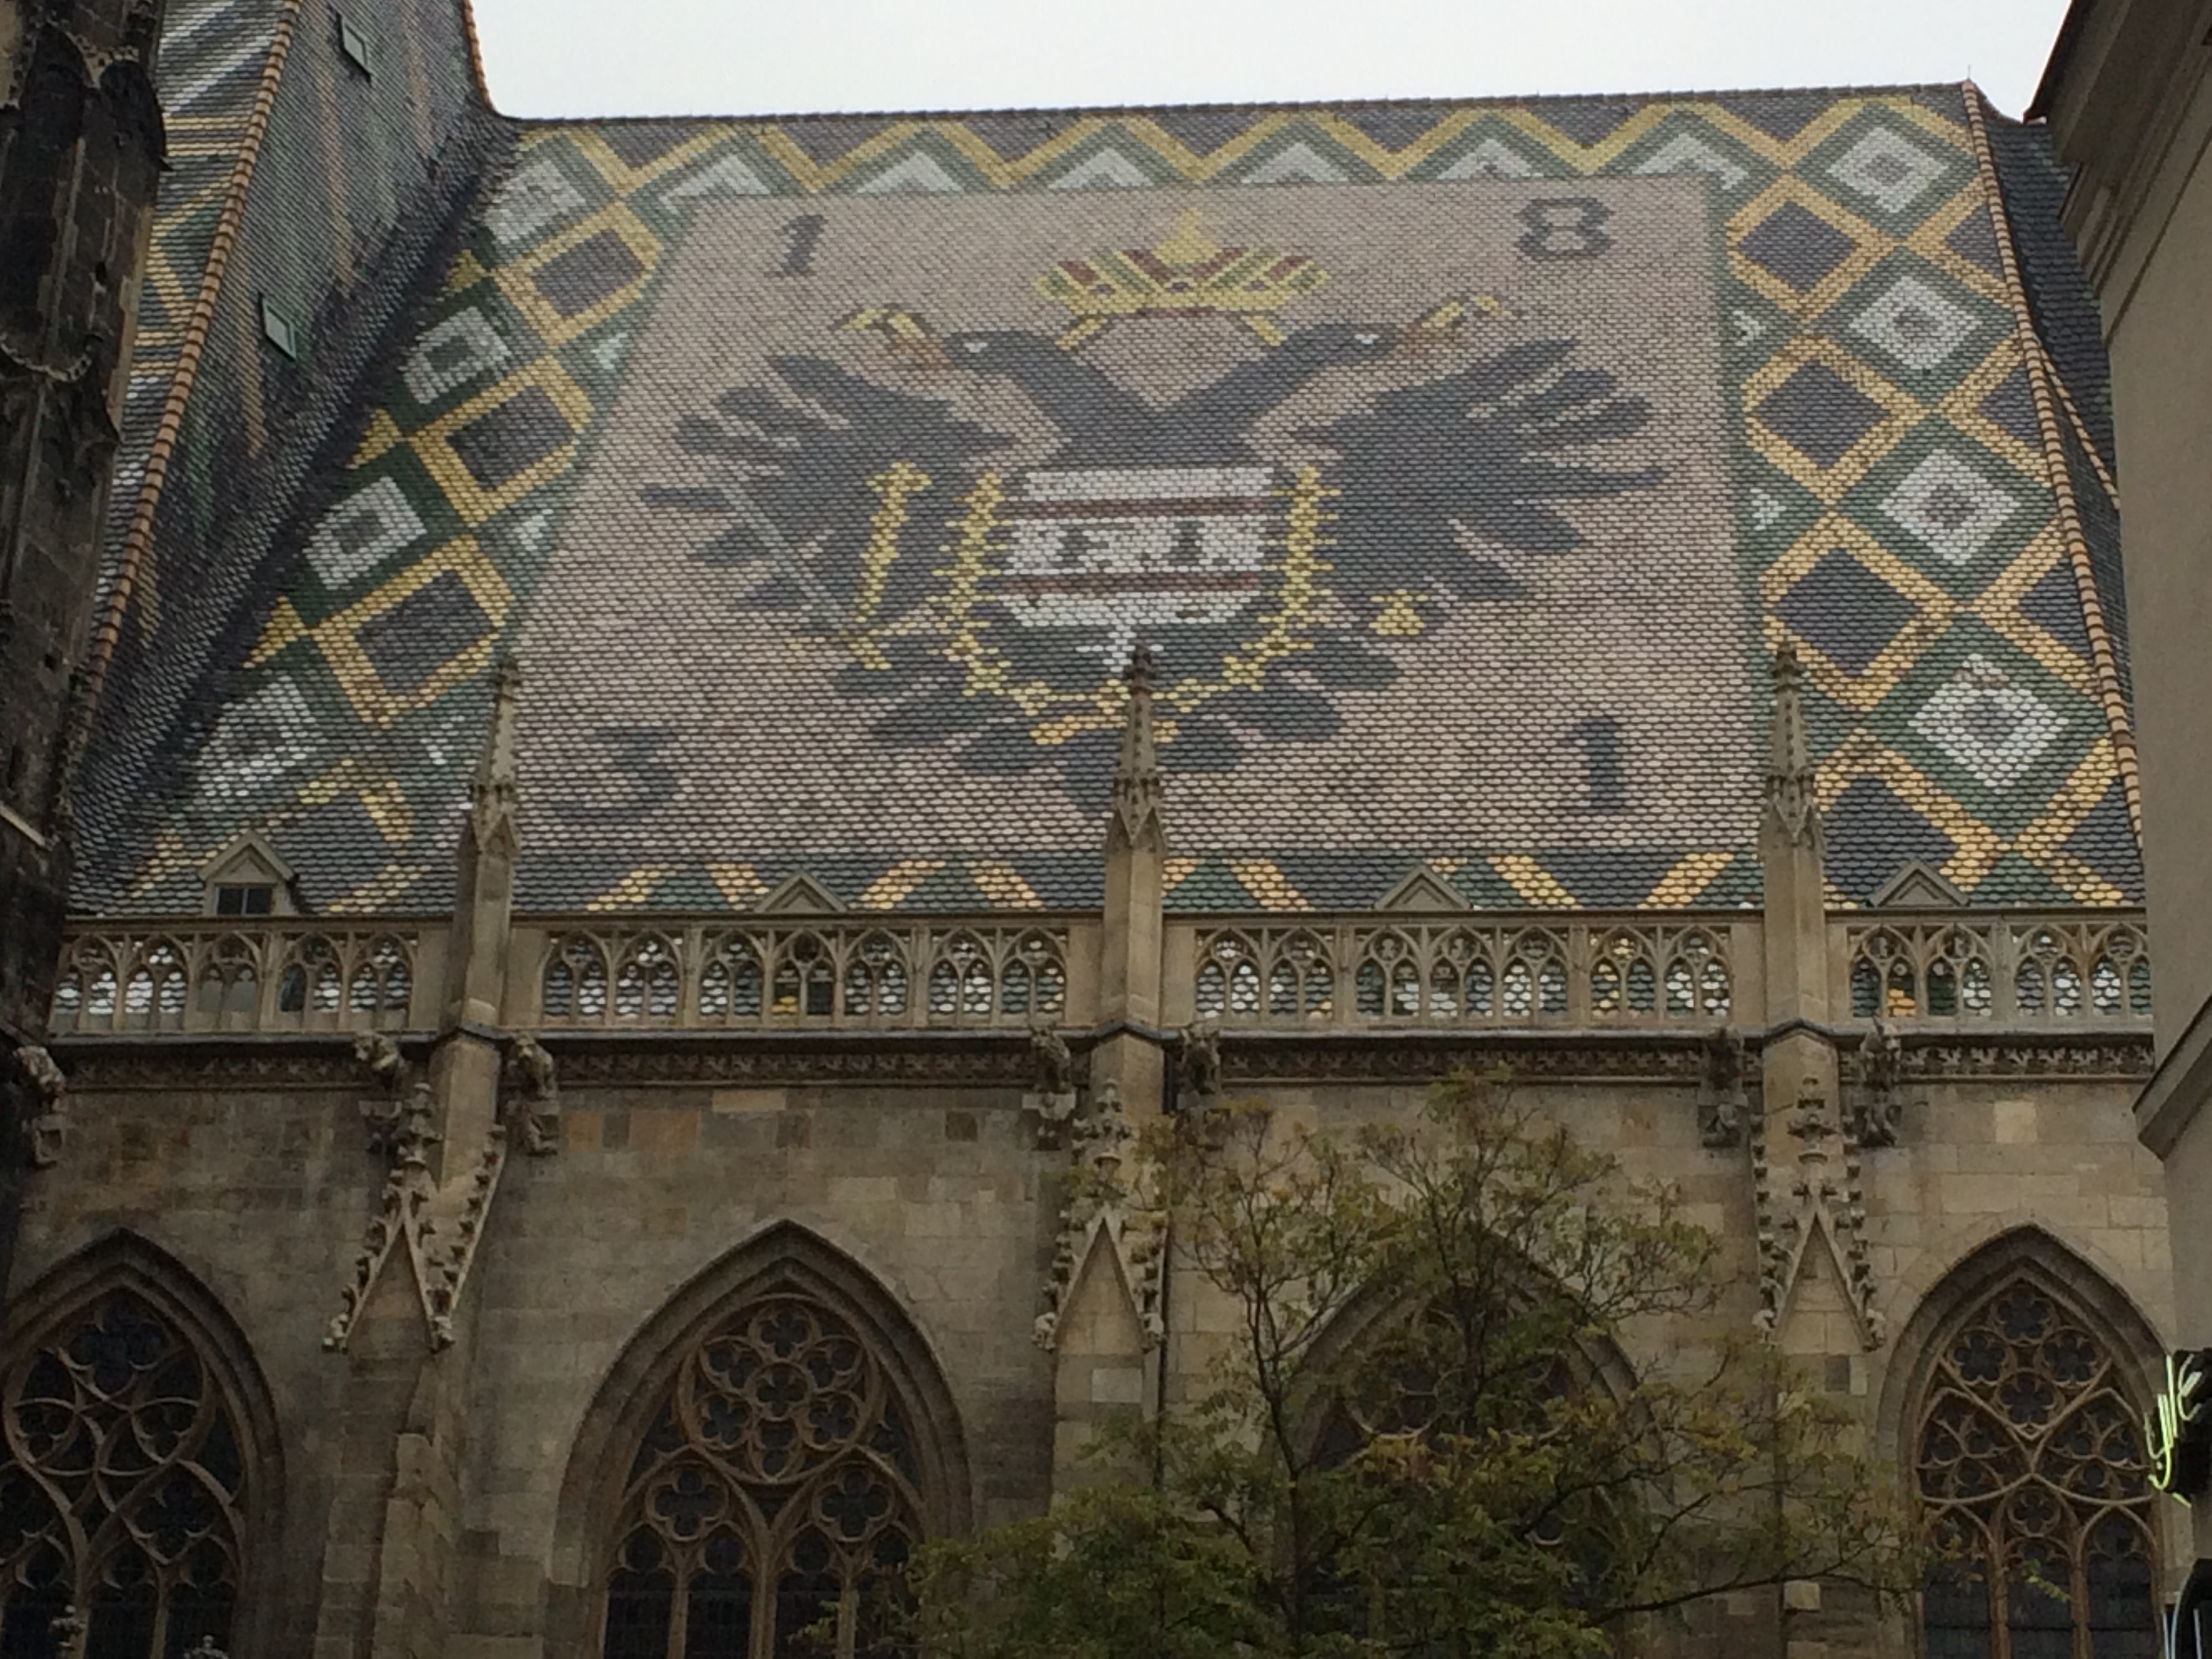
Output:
[0,0,166,1292]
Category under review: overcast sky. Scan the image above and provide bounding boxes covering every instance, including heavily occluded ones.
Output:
[470,0,2073,125]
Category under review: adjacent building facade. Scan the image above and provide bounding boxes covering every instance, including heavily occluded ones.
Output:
[0,7,2184,1656]
[2032,0,2212,1557]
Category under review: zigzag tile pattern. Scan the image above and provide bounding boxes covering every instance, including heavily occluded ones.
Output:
[108,87,2140,918]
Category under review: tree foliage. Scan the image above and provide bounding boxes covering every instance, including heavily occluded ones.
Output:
[907,1073,1918,1659]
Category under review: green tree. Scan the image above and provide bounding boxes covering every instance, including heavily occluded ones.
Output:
[908,1073,1917,1659]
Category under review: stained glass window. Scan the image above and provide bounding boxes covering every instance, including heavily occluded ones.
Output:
[0,1293,247,1659]
[599,1294,923,1659]
[1915,1275,2158,1659]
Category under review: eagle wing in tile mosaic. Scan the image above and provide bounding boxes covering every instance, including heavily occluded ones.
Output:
[109,88,2142,915]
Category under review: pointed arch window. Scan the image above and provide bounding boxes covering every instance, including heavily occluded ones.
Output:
[1914,1273,2158,1659]
[0,1291,249,1658]
[599,1292,925,1659]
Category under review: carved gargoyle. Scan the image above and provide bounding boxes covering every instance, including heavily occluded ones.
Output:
[1852,1018,1904,1149]
[501,1033,561,1155]
[14,1044,68,1169]
[352,1031,411,1153]
[1697,1027,1747,1149]
[1022,1021,1080,1148]
[1178,1020,1222,1103]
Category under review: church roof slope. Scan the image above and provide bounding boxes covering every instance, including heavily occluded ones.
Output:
[79,85,2144,917]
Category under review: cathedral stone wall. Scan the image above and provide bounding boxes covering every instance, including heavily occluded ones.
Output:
[3,1041,2175,1659]
[0,41,2177,1659]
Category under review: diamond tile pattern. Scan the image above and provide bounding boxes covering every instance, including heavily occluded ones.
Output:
[1740,202,1859,295]
[1777,553,1919,675]
[78,81,2142,916]
[1759,362,1890,469]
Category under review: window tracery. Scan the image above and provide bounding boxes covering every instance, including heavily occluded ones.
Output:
[615,937,682,1022]
[1662,929,1731,1019]
[275,935,344,1024]
[774,935,838,1019]
[545,935,612,1022]
[2013,930,2085,1022]
[1590,930,1657,1018]
[120,941,187,1033]
[1195,934,1263,1022]
[599,1293,923,1659]
[700,938,764,1023]
[345,936,412,1023]
[1500,930,1568,1021]
[925,934,993,1023]
[0,1292,247,1659]
[996,933,1065,1020]
[191,937,260,1028]
[1849,925,1996,1021]
[1353,932,1422,1019]
[1914,1274,2157,1659]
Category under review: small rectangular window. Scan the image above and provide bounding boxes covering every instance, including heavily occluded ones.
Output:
[215,884,274,916]
[337,16,373,75]
[259,295,301,360]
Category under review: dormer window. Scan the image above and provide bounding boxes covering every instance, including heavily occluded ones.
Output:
[213,883,275,917]
[199,832,300,918]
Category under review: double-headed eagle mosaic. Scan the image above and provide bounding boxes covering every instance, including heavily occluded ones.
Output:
[647,213,1663,804]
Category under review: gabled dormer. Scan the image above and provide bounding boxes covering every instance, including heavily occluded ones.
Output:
[197,832,303,918]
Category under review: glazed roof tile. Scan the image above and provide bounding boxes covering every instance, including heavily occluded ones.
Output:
[75,84,2144,916]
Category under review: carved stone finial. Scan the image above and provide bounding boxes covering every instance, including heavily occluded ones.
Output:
[1763,642,1822,848]
[1107,644,1165,853]
[467,653,524,855]
[1788,1075,1830,1164]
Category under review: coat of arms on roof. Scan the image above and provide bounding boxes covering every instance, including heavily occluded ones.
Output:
[644,207,1665,811]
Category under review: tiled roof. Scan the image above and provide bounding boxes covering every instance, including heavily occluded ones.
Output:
[78,85,2144,916]
[70,0,500,903]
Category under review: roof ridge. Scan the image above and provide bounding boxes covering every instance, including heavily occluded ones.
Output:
[65,0,308,783]
[457,0,492,110]
[497,81,1977,131]
[1962,82,2142,845]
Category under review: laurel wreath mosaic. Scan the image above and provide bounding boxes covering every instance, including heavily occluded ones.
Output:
[123,88,2139,917]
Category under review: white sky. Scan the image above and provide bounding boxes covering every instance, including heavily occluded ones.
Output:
[471,0,2073,124]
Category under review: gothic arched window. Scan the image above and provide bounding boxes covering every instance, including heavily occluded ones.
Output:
[600,1292,925,1659]
[1914,1273,2158,1659]
[0,1290,248,1658]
